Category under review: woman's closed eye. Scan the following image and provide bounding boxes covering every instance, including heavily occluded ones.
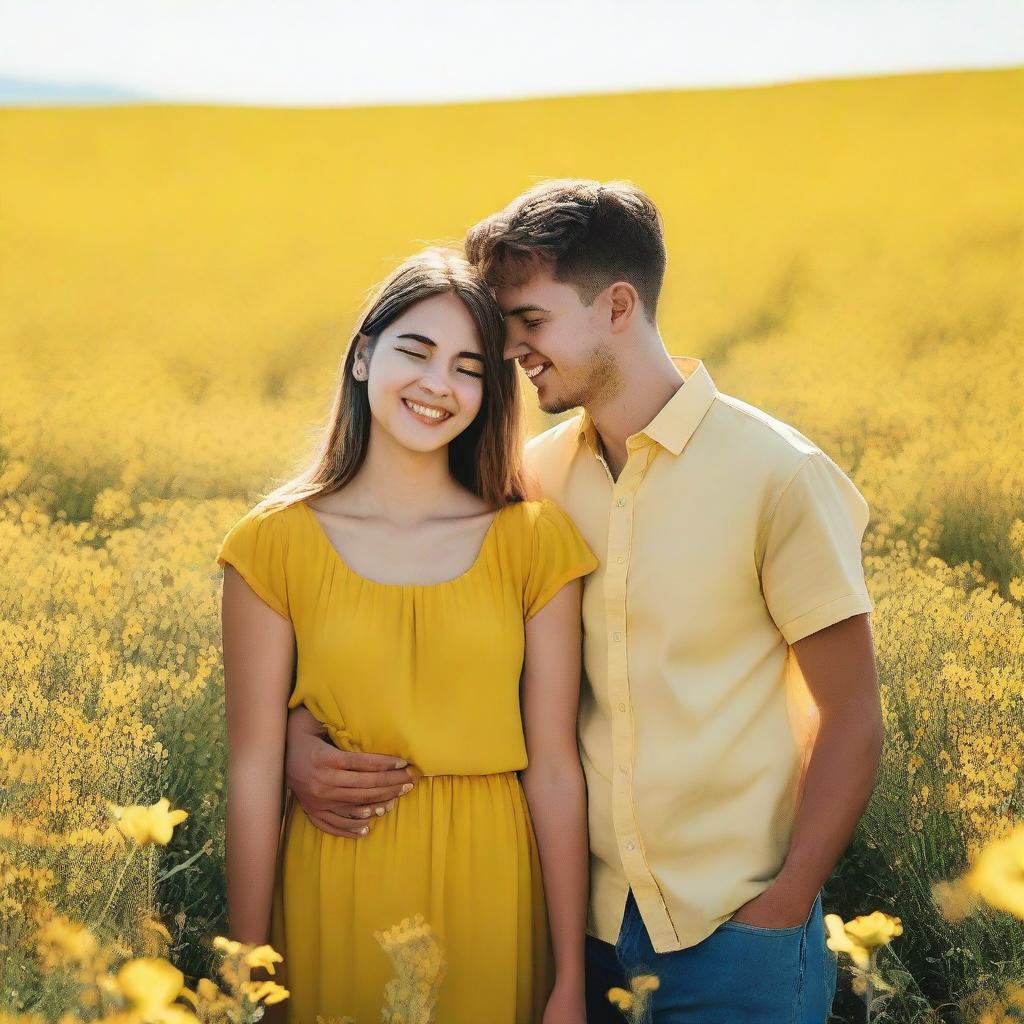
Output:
[396,347,483,378]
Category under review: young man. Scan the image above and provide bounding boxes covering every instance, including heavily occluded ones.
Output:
[283,179,883,1023]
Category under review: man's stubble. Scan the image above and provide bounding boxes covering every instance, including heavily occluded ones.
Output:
[541,341,623,417]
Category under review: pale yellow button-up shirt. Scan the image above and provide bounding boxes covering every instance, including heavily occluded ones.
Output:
[523,355,874,953]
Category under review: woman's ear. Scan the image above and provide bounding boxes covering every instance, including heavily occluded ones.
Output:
[352,333,373,380]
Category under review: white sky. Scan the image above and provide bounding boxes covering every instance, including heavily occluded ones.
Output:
[1,0,1022,106]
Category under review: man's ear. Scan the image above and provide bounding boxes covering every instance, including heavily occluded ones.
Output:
[608,281,639,332]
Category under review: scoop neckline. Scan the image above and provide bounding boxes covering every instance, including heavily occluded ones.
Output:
[297,499,513,589]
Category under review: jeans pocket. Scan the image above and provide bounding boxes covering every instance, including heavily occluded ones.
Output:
[707,912,809,1021]
[718,890,819,937]
[701,892,824,1023]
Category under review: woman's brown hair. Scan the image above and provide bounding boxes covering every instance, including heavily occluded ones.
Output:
[256,246,526,513]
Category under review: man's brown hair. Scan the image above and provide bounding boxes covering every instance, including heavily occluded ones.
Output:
[464,178,667,323]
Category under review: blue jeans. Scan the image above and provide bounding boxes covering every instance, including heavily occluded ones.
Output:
[584,888,838,1023]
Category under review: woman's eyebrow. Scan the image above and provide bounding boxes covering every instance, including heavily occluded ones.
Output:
[396,333,484,363]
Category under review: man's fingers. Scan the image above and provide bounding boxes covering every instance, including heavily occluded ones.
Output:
[322,746,415,773]
[309,742,423,796]
[313,773,415,804]
[306,810,373,838]
[319,807,382,831]
[301,798,402,837]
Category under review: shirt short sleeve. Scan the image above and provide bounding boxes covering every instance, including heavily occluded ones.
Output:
[759,452,873,644]
[524,499,599,622]
[216,506,291,621]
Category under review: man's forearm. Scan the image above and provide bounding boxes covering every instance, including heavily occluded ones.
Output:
[285,703,328,799]
[288,702,327,738]
[775,715,884,906]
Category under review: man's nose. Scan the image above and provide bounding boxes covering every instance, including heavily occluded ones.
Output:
[503,338,529,361]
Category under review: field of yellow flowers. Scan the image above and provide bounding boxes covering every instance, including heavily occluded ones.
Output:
[1,67,1022,1022]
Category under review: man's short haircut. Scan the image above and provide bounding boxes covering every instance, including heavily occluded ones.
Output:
[464,179,667,323]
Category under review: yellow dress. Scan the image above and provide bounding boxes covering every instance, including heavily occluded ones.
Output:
[216,496,598,1024]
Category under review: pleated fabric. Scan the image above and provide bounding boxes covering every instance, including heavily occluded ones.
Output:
[216,496,598,1023]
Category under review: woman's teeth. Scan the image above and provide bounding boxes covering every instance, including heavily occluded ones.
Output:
[525,363,549,380]
[403,398,451,422]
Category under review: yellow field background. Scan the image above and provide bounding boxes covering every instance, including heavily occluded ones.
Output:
[1,67,1022,1021]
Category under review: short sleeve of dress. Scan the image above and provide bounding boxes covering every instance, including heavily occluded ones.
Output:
[216,506,291,621]
[759,452,873,644]
[523,499,599,622]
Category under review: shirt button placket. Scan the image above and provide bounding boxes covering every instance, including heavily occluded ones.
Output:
[604,442,678,949]
[606,448,645,901]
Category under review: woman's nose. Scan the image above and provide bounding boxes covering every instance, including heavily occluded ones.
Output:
[418,373,452,396]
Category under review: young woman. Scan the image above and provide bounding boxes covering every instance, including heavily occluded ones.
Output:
[216,248,597,1024]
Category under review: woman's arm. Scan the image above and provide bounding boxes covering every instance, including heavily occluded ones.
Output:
[221,564,296,944]
[519,579,589,1015]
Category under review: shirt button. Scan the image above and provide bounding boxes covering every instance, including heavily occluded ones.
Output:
[626,841,636,851]
[618,702,627,712]
[616,556,625,564]
[612,631,622,642]
[616,497,627,507]
[619,764,629,774]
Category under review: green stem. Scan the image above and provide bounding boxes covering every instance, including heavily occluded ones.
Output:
[865,950,876,1023]
[95,844,141,931]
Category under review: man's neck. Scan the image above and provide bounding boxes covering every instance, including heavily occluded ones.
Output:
[587,346,687,473]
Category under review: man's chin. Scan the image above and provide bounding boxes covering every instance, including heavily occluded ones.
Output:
[539,394,582,416]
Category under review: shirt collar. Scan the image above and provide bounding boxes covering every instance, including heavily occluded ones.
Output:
[575,356,718,457]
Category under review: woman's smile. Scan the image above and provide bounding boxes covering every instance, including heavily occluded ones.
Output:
[402,397,453,424]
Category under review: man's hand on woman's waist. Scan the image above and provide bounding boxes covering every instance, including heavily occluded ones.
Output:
[285,704,417,838]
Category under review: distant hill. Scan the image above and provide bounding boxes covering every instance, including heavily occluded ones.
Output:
[0,74,152,105]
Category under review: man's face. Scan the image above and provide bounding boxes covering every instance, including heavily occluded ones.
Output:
[497,262,618,416]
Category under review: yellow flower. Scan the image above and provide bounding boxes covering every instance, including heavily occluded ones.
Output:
[36,916,98,963]
[824,914,863,965]
[931,878,982,923]
[607,987,634,1010]
[1006,983,1024,1010]
[241,980,290,1005]
[180,978,234,1015]
[844,911,904,948]
[373,913,447,1022]
[212,935,244,956]
[196,979,222,1000]
[245,943,284,975]
[964,824,1024,918]
[116,957,199,1023]
[107,798,188,846]
[606,974,660,1016]
[824,911,902,969]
